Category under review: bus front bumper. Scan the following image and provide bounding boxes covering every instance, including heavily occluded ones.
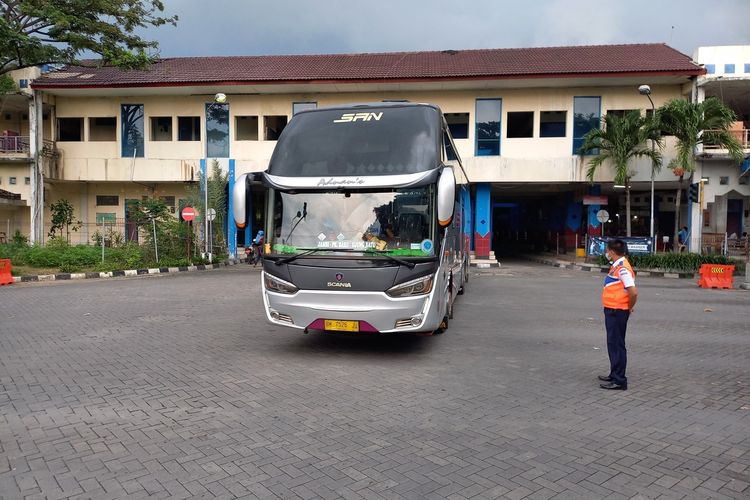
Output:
[262,286,439,333]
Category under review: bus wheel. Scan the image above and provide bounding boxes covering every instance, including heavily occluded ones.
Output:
[434,316,449,334]
[458,264,467,294]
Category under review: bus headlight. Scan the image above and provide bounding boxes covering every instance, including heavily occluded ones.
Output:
[386,274,434,298]
[264,273,298,294]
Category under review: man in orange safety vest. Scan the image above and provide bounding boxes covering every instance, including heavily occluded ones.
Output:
[598,239,638,391]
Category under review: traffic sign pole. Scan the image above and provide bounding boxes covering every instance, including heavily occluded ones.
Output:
[181,207,196,264]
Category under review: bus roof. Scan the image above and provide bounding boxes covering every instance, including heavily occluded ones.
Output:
[266,103,443,188]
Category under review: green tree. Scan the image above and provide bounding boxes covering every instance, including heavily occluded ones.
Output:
[0,0,177,74]
[48,198,81,242]
[578,110,662,237]
[657,97,744,248]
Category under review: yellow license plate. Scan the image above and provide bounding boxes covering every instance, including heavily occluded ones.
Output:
[324,320,359,332]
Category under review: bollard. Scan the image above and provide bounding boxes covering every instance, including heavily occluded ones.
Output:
[0,258,13,286]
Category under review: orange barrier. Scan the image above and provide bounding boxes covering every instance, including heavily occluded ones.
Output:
[697,264,735,289]
[0,258,13,286]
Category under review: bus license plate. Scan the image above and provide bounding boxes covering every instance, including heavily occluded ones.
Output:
[324,320,359,332]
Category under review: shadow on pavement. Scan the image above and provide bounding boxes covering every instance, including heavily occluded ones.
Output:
[278,330,436,357]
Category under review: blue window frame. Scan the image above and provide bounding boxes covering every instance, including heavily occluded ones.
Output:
[206,103,229,158]
[475,98,502,156]
[573,97,601,154]
[745,63,750,74]
[725,64,735,74]
[705,64,715,74]
[121,104,144,157]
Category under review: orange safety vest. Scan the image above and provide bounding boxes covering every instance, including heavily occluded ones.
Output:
[602,258,635,310]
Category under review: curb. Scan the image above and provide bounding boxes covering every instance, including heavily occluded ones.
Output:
[11,257,254,284]
[470,259,501,268]
[524,255,696,279]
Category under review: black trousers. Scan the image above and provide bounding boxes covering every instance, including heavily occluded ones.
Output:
[604,308,630,386]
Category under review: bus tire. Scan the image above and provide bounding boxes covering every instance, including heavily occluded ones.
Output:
[434,316,449,334]
[458,263,467,294]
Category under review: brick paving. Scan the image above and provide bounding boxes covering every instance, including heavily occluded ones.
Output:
[0,261,748,499]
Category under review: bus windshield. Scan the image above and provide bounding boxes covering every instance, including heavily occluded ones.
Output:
[269,187,436,257]
[268,106,440,177]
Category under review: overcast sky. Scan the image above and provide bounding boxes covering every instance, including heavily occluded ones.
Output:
[147,0,748,59]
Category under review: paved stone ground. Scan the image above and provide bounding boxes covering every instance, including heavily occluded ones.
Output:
[0,261,748,499]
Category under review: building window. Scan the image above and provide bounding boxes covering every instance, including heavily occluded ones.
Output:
[605,109,637,119]
[443,131,458,162]
[573,96,601,154]
[159,195,176,213]
[725,64,735,74]
[24,177,30,185]
[292,102,317,115]
[745,63,750,74]
[475,98,502,156]
[235,116,259,140]
[96,195,119,206]
[95,213,116,225]
[121,104,144,157]
[702,177,710,185]
[206,103,229,157]
[506,111,534,138]
[88,117,116,141]
[720,176,729,185]
[57,117,83,141]
[150,117,172,141]
[178,116,200,141]
[705,64,715,74]
[739,176,748,185]
[9,176,16,185]
[445,113,469,139]
[264,116,288,141]
[540,111,566,137]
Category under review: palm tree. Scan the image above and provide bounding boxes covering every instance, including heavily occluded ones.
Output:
[657,97,744,248]
[578,110,662,237]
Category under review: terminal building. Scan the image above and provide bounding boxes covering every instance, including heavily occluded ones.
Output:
[1,43,748,256]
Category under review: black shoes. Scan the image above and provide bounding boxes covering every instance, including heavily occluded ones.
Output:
[600,381,627,390]
[597,375,613,382]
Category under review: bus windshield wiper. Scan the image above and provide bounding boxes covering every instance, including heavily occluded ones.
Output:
[275,247,418,268]
[275,247,361,265]
[275,247,322,265]
[364,249,416,269]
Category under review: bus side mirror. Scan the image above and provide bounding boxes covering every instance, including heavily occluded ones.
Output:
[437,167,456,227]
[232,173,252,228]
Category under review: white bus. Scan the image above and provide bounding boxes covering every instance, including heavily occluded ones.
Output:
[233,103,469,334]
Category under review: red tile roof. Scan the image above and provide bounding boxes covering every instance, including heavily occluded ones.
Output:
[33,43,702,89]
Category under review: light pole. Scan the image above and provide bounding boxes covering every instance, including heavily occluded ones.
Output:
[639,84,656,253]
[203,93,227,259]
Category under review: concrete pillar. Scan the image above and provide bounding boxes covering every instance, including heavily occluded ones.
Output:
[473,183,491,258]
[28,90,44,244]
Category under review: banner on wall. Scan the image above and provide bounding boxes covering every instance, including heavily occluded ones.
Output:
[588,237,654,256]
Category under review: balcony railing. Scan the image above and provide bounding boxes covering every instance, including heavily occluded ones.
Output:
[0,136,59,158]
[703,129,750,151]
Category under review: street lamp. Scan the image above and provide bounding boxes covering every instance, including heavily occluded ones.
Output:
[203,92,226,260]
[638,84,656,252]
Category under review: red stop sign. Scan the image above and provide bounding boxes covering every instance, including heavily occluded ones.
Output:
[181,206,196,221]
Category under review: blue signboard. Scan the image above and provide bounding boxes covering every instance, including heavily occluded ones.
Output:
[588,237,654,256]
